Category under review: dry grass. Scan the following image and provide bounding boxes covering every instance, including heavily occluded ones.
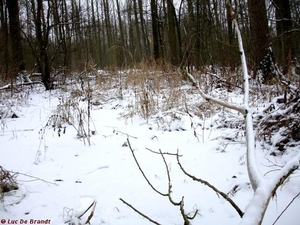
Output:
[0,166,18,201]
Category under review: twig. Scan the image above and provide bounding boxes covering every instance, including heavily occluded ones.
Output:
[127,140,197,224]
[114,129,138,139]
[84,201,97,224]
[176,149,244,218]
[77,200,96,219]
[14,172,58,186]
[2,129,34,132]
[272,191,300,225]
[119,198,161,225]
[206,71,243,90]
[127,138,168,196]
[146,147,182,157]
[158,149,181,206]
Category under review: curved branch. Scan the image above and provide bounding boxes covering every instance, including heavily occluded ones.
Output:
[176,150,244,218]
[126,138,168,197]
[159,149,181,206]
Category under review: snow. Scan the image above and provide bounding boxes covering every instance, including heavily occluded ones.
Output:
[0,82,299,225]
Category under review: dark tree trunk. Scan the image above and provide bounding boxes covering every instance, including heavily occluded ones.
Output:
[274,0,294,74]
[7,0,25,72]
[151,0,160,61]
[248,0,273,83]
[34,0,52,90]
[0,0,9,79]
[167,0,179,65]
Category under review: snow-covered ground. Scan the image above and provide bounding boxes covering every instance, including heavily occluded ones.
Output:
[0,79,299,225]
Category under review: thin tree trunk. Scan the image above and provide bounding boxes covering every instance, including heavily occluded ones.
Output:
[133,0,143,60]
[116,0,127,67]
[0,0,9,79]
[138,0,150,58]
[151,0,161,61]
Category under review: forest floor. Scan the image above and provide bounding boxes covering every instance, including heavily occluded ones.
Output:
[0,70,299,225]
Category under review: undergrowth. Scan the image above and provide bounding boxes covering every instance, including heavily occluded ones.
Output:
[0,62,298,155]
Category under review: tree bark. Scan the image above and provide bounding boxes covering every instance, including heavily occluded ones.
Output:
[274,0,294,75]
[7,0,25,73]
[248,0,273,83]
[0,0,9,79]
[151,0,161,61]
[32,0,52,90]
[166,0,179,65]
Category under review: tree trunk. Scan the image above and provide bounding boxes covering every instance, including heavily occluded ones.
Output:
[7,0,25,73]
[166,0,179,65]
[274,0,294,75]
[248,0,273,83]
[116,0,128,67]
[138,0,150,59]
[33,0,52,90]
[0,0,9,79]
[133,0,143,60]
[151,0,161,61]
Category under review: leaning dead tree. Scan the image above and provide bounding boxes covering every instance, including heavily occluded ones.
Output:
[122,2,300,225]
[184,2,300,224]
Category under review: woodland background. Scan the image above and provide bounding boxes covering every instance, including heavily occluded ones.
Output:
[0,0,299,89]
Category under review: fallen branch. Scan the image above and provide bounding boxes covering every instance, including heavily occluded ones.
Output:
[14,172,58,186]
[0,81,43,90]
[3,129,34,133]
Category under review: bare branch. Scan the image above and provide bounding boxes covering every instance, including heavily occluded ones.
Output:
[146,147,182,157]
[158,149,181,206]
[84,201,97,224]
[176,149,244,218]
[127,140,198,224]
[14,172,58,186]
[126,138,168,196]
[272,191,300,225]
[114,129,138,139]
[77,200,96,219]
[184,71,246,114]
[119,198,162,225]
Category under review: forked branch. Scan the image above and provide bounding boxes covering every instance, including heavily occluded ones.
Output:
[125,138,198,225]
